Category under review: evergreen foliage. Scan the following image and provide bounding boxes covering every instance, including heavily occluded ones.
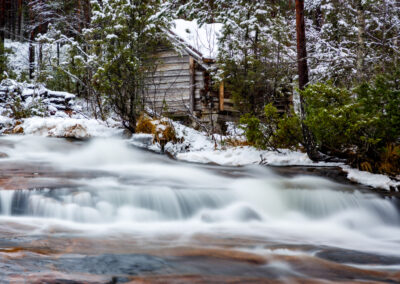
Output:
[87,0,170,131]
[0,42,8,81]
[301,71,400,175]
[216,1,294,115]
[240,103,302,151]
[305,0,400,86]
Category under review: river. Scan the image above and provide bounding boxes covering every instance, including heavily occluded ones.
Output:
[0,135,399,283]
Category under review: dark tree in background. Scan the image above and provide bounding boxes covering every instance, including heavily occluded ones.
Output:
[295,0,320,161]
[0,0,5,42]
[295,0,308,91]
[0,0,6,79]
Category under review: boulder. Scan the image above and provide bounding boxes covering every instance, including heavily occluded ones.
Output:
[0,152,8,158]
[12,125,24,134]
[63,124,89,139]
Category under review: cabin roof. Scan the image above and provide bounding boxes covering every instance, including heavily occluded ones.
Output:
[166,19,223,70]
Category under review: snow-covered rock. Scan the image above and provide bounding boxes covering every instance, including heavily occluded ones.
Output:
[0,79,76,114]
[21,117,122,138]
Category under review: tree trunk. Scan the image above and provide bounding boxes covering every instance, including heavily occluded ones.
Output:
[84,0,91,26]
[0,0,5,43]
[17,0,22,38]
[28,0,36,80]
[29,30,35,79]
[295,0,320,161]
[296,0,309,90]
[356,0,365,82]
[0,0,5,78]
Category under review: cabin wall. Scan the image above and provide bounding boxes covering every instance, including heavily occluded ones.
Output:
[144,49,207,116]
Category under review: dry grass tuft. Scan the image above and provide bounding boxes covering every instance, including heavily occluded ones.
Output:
[378,144,400,176]
[136,114,182,147]
[136,114,155,134]
[224,138,249,147]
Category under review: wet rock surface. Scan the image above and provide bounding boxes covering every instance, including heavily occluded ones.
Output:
[1,246,400,283]
[0,161,113,190]
[0,228,399,283]
[317,249,400,265]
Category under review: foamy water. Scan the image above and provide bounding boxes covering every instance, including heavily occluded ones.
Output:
[0,135,399,258]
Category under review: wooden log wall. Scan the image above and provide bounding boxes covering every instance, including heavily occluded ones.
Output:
[144,49,206,116]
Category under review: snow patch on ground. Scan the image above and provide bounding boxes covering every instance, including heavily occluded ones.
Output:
[176,148,256,166]
[134,119,398,191]
[171,121,215,151]
[0,115,12,125]
[177,146,399,190]
[176,147,341,167]
[341,166,400,191]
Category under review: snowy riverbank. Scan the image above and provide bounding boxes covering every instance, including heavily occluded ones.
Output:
[126,119,400,192]
[1,112,399,191]
[0,80,398,192]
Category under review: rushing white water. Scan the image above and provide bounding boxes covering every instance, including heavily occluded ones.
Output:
[0,135,400,257]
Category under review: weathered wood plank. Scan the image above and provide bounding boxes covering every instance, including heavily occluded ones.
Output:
[195,74,204,81]
[148,103,190,110]
[219,82,224,111]
[145,75,191,85]
[144,87,190,96]
[156,63,190,72]
[194,81,204,89]
[223,105,239,112]
[148,102,190,112]
[145,81,191,90]
[155,56,190,65]
[147,99,190,105]
[145,93,189,99]
[189,56,195,112]
[145,98,190,105]
[151,70,190,77]
[155,50,188,58]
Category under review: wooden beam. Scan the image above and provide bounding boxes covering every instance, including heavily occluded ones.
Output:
[189,56,195,112]
[219,81,224,111]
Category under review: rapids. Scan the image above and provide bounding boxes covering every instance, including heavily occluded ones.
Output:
[0,135,399,283]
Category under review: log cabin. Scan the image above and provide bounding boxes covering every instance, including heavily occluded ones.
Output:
[144,20,291,131]
[144,24,230,131]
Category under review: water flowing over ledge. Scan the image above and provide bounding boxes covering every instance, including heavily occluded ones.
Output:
[0,136,400,282]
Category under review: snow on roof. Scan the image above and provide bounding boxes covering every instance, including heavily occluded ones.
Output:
[171,19,223,60]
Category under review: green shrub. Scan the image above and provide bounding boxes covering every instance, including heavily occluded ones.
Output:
[301,75,400,175]
[301,83,359,153]
[239,114,268,149]
[240,103,302,150]
[0,42,12,81]
[354,74,400,145]
[273,111,303,150]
